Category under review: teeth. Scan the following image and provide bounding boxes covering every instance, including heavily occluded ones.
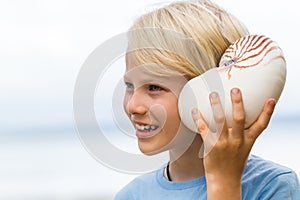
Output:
[135,124,158,132]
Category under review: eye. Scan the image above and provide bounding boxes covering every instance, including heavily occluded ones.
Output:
[125,82,134,91]
[149,84,164,91]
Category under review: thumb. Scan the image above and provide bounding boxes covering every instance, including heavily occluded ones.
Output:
[192,108,209,140]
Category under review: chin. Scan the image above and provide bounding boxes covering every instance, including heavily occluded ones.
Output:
[137,139,168,156]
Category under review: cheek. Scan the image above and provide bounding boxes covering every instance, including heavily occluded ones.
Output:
[123,94,130,115]
[164,99,181,127]
[167,109,181,128]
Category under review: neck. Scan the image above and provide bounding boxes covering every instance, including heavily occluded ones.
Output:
[168,134,205,182]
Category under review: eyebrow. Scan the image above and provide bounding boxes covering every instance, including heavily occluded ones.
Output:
[123,73,160,83]
[123,68,185,86]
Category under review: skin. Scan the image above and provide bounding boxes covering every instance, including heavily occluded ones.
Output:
[192,89,276,199]
[124,54,276,199]
[123,54,190,155]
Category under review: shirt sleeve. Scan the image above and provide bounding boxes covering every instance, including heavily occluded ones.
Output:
[114,178,140,200]
[114,187,135,200]
[258,171,300,200]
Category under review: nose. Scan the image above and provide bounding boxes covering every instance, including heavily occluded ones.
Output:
[125,89,148,115]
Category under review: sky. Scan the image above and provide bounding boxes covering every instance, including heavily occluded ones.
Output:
[0,0,300,131]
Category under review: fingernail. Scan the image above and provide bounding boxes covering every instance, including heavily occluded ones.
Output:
[192,108,198,115]
[210,92,218,100]
[231,88,239,95]
[268,99,276,107]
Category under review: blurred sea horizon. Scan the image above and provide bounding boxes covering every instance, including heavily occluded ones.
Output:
[3,113,300,134]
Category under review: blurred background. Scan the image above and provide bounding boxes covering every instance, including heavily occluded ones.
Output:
[0,0,299,199]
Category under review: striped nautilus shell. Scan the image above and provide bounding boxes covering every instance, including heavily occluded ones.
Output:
[178,35,286,132]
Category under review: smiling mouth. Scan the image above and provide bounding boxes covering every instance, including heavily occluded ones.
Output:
[135,124,159,132]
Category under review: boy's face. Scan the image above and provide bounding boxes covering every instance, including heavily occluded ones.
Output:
[123,54,188,155]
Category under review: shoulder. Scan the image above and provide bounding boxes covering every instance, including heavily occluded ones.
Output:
[114,169,159,200]
[244,154,298,182]
[242,155,300,199]
[244,154,294,177]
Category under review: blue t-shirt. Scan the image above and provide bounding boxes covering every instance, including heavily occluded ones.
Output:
[115,155,300,199]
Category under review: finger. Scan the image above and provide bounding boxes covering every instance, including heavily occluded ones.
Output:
[247,98,276,141]
[231,88,245,138]
[192,108,216,159]
[192,108,209,139]
[209,92,227,137]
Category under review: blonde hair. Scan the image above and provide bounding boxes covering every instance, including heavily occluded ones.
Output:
[127,0,249,79]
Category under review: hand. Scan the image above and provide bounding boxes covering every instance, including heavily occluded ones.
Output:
[192,88,276,199]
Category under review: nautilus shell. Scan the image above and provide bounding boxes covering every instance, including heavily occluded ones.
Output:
[178,35,286,132]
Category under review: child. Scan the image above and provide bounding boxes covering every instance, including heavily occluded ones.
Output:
[115,0,300,199]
